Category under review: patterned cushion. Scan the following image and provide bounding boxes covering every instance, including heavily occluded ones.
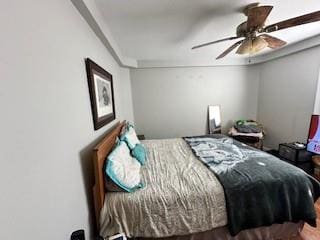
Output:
[131,144,147,165]
[105,141,143,192]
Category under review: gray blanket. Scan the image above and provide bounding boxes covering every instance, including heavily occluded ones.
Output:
[184,135,320,236]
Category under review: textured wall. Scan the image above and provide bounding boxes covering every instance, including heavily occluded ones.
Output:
[0,0,134,239]
[131,66,260,139]
[257,46,320,148]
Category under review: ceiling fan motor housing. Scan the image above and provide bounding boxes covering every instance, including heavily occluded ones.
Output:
[236,22,247,37]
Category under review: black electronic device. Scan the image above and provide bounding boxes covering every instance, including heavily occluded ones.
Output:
[278,142,312,163]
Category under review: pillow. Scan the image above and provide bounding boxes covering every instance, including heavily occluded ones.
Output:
[120,121,129,136]
[105,176,124,192]
[131,144,147,165]
[104,137,124,192]
[105,141,143,192]
[120,125,140,150]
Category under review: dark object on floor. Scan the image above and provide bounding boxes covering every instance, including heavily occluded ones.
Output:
[267,143,314,174]
[71,230,85,240]
[278,143,313,174]
[279,143,312,163]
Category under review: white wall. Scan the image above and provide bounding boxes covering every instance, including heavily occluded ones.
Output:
[257,46,320,149]
[131,66,260,139]
[0,1,134,240]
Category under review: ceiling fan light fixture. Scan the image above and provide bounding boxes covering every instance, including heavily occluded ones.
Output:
[251,36,268,53]
[236,36,268,55]
[236,39,252,55]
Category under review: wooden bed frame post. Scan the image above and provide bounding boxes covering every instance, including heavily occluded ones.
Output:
[92,121,126,229]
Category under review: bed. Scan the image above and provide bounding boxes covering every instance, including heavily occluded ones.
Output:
[92,121,318,240]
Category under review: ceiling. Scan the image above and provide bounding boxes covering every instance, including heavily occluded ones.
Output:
[95,0,320,64]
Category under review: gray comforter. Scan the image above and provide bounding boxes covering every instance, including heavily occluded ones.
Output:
[184,135,320,236]
[100,139,227,238]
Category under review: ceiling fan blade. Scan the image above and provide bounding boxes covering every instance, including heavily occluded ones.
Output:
[260,34,287,49]
[264,10,320,33]
[216,40,244,59]
[247,6,273,30]
[192,36,241,50]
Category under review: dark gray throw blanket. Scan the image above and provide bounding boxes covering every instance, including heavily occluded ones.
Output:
[184,135,320,236]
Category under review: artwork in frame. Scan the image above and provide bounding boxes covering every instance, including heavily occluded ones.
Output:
[85,58,116,130]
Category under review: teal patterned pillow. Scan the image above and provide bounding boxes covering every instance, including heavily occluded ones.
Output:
[105,141,143,192]
[132,144,146,165]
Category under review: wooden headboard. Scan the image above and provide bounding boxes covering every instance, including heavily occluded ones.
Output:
[92,121,126,228]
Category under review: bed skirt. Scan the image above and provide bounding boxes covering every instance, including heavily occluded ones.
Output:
[136,222,304,240]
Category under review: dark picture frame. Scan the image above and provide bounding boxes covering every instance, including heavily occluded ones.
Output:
[85,58,116,130]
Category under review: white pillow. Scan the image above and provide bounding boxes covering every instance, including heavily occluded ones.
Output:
[121,125,140,149]
[105,141,143,192]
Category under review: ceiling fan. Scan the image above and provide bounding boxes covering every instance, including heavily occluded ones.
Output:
[191,3,320,59]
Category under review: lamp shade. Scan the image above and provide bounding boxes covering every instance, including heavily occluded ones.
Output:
[252,37,268,53]
[236,39,252,55]
[236,36,268,55]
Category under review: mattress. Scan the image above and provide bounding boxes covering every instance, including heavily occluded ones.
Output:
[99,138,227,238]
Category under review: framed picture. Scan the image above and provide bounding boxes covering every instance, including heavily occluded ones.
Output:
[85,58,115,130]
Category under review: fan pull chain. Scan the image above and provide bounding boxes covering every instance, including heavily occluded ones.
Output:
[248,38,253,64]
